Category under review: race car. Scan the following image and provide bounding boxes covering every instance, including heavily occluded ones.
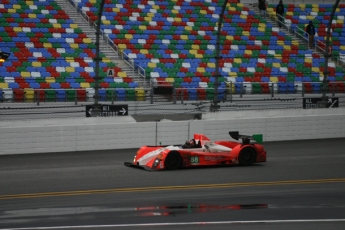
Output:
[124,131,266,171]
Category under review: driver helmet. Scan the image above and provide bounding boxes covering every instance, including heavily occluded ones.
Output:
[185,139,195,147]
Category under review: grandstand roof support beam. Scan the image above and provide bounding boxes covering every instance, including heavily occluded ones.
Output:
[321,0,340,107]
[92,0,106,116]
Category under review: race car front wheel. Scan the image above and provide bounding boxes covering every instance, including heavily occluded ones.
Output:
[238,147,256,166]
[164,151,182,170]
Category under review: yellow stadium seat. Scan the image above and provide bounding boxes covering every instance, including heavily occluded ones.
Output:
[195,54,203,58]
[185,26,192,31]
[102,57,111,63]
[70,43,79,49]
[191,45,200,50]
[53,24,61,28]
[13,4,21,9]
[226,35,234,40]
[273,63,281,68]
[270,77,278,83]
[118,44,127,52]
[28,13,36,18]
[144,17,152,22]
[46,77,55,83]
[24,88,34,101]
[0,83,9,89]
[32,62,42,67]
[148,62,156,68]
[118,72,127,78]
[70,24,78,29]
[207,63,216,68]
[139,25,147,30]
[21,72,30,77]
[180,35,188,40]
[166,78,174,83]
[65,67,75,72]
[242,31,250,36]
[65,57,74,63]
[305,58,312,63]
[113,8,120,13]
[13,27,22,32]
[82,38,92,44]
[234,58,242,64]
[125,34,133,39]
[135,87,146,101]
[80,82,90,88]
[43,43,52,48]
[197,67,205,73]
[189,50,198,55]
[140,49,149,54]
[245,50,253,55]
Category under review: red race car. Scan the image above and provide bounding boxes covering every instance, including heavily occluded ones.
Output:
[124,131,266,171]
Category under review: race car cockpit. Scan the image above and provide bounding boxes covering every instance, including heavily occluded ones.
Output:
[182,139,202,149]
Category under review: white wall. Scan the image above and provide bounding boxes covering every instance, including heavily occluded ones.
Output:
[0,108,345,155]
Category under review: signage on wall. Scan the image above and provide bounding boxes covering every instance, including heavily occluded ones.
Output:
[86,104,128,117]
[303,97,338,109]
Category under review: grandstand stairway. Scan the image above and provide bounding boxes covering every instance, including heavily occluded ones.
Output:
[247,2,308,50]
[54,0,148,88]
[247,1,344,79]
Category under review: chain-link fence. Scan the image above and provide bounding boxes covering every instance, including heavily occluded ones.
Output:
[0,83,344,121]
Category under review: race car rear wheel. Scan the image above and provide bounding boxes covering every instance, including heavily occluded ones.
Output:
[164,151,182,170]
[238,147,256,166]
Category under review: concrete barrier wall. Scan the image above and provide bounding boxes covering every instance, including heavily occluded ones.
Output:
[0,108,344,155]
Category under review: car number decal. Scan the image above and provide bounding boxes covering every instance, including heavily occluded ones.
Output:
[190,156,199,164]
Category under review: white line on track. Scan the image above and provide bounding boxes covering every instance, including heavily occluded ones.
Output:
[2,219,345,230]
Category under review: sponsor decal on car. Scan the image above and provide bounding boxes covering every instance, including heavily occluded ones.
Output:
[204,156,224,161]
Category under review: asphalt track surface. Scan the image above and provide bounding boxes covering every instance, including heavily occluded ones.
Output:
[0,138,345,230]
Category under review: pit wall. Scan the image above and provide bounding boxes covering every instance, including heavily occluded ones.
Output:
[0,108,345,155]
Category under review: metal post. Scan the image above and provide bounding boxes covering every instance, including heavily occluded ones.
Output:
[211,0,229,112]
[173,86,176,104]
[321,0,340,107]
[92,0,106,116]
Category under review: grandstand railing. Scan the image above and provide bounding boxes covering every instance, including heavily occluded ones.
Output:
[2,82,343,104]
[266,0,345,4]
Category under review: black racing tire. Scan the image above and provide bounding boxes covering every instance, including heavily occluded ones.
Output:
[164,151,182,170]
[238,147,256,166]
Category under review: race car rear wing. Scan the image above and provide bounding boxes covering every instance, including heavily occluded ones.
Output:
[229,131,263,144]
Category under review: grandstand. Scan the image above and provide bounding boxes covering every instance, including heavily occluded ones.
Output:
[0,0,344,103]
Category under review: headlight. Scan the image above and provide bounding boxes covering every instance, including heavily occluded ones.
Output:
[153,158,160,168]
